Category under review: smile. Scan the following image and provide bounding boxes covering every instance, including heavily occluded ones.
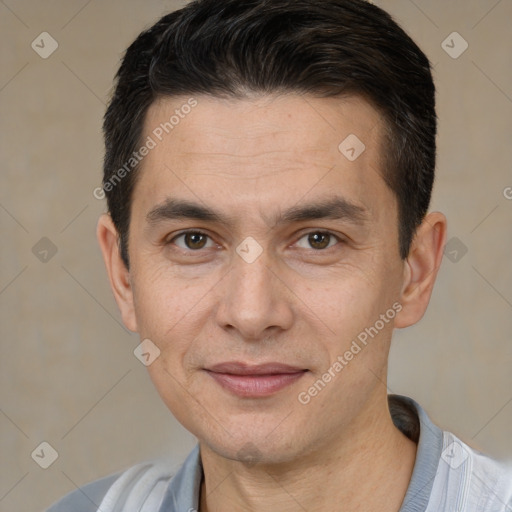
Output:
[206,371,307,397]
[204,362,308,398]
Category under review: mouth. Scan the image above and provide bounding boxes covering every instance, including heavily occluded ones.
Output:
[204,362,308,398]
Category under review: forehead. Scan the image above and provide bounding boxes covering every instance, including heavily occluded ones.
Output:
[145,93,384,159]
[132,93,393,225]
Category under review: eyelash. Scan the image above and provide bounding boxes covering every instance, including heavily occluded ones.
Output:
[166,230,344,253]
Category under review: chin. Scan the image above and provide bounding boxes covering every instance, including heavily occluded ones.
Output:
[199,425,311,467]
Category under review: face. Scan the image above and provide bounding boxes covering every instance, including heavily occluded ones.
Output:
[106,93,415,463]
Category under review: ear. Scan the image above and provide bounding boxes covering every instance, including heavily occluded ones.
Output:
[96,213,138,332]
[394,211,447,329]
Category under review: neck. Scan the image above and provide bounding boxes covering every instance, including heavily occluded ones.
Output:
[199,394,417,512]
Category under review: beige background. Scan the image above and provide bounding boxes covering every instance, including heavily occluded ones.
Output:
[1,1,511,510]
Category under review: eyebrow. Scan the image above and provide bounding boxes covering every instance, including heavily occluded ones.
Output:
[145,196,369,229]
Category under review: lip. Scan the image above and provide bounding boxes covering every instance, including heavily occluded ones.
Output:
[205,361,307,398]
[207,361,306,375]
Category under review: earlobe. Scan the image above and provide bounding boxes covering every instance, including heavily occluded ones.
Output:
[96,213,138,333]
[394,212,447,329]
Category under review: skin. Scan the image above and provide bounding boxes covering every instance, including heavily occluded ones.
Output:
[97,93,447,511]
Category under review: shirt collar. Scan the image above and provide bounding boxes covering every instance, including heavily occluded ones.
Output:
[158,394,443,512]
[158,443,202,512]
[396,395,443,512]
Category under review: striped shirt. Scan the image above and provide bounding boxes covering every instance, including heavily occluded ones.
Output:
[47,395,512,511]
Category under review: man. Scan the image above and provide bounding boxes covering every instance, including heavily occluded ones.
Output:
[48,0,512,510]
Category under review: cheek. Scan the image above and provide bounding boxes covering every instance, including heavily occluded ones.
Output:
[306,272,400,376]
[131,263,210,353]
[310,272,387,327]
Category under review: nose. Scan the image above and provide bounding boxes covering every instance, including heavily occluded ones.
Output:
[214,246,294,341]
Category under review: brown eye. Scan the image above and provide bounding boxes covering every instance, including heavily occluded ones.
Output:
[185,233,207,249]
[171,232,213,250]
[294,231,340,251]
[307,232,332,250]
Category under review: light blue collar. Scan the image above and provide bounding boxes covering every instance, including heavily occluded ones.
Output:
[158,395,443,512]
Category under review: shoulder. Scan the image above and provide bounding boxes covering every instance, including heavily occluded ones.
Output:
[46,459,179,512]
[46,471,121,512]
[429,432,512,511]
[463,437,512,510]
[392,396,512,512]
